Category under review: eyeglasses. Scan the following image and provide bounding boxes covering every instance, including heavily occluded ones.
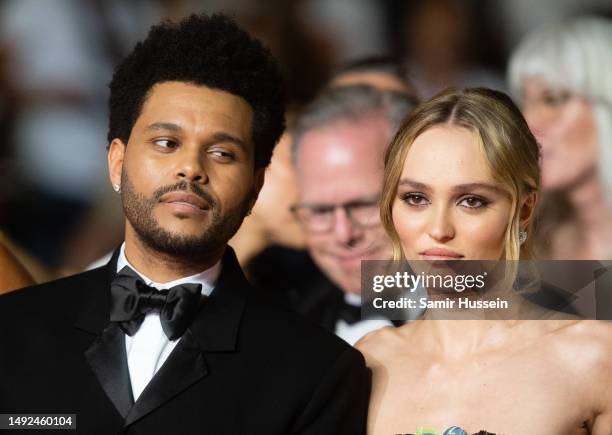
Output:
[290,196,381,233]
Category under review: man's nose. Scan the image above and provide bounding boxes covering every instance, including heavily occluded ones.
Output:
[176,147,207,183]
[332,207,361,246]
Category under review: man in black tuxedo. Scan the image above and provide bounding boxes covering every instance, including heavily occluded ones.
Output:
[249,86,418,345]
[0,14,370,434]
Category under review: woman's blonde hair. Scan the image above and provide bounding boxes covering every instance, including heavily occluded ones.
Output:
[380,87,540,261]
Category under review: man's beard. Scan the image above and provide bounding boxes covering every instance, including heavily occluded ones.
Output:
[120,171,251,258]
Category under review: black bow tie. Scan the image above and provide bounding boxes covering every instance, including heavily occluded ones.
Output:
[337,299,362,325]
[110,266,204,340]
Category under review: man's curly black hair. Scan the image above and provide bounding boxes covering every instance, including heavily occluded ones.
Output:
[108,13,285,168]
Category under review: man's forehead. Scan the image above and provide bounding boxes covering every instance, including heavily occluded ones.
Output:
[298,119,389,167]
[132,81,254,140]
[139,82,252,119]
[299,158,382,204]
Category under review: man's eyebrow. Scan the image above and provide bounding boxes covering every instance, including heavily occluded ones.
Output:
[211,132,247,150]
[144,122,182,132]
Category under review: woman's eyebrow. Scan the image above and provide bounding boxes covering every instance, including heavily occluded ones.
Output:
[451,182,508,195]
[398,179,509,196]
[398,178,430,191]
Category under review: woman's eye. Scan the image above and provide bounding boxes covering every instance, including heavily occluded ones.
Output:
[458,196,488,208]
[541,91,571,107]
[402,193,429,207]
[154,139,177,149]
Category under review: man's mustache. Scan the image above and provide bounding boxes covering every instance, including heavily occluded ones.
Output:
[153,180,217,207]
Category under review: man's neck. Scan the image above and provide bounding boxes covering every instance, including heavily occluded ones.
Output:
[123,229,224,284]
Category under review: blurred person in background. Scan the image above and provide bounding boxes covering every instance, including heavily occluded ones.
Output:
[231,55,419,267]
[249,85,417,345]
[397,0,505,98]
[330,56,419,98]
[509,16,612,259]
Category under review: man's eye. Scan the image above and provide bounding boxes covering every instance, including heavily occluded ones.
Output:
[458,196,488,209]
[154,139,178,149]
[311,206,334,215]
[401,193,429,207]
[209,149,235,160]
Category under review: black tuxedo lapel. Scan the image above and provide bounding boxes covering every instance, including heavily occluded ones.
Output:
[123,247,248,426]
[84,323,134,418]
[74,248,135,419]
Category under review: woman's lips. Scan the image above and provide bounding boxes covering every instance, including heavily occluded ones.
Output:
[419,247,464,260]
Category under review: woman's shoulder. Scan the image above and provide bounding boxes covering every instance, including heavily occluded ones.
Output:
[546,320,612,374]
[356,324,415,365]
[356,324,395,348]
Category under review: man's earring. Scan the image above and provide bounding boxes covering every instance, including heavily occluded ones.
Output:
[113,184,121,193]
[519,230,527,245]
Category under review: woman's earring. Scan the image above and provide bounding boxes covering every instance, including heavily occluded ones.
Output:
[519,230,527,245]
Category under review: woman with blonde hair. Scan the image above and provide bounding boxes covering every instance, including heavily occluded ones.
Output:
[508,16,612,259]
[357,87,612,435]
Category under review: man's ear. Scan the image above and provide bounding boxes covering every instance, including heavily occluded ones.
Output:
[249,167,266,209]
[108,139,126,190]
[519,191,538,229]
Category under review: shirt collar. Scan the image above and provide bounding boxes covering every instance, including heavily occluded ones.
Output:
[116,243,221,297]
[344,292,362,307]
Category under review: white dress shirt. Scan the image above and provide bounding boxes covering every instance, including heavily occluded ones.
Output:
[115,243,221,400]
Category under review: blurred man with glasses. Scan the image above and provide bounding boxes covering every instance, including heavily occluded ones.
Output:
[250,85,417,344]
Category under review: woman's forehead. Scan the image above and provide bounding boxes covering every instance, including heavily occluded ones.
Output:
[404,126,491,178]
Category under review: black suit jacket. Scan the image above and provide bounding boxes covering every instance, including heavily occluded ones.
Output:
[0,248,370,434]
[248,246,348,331]
[248,246,404,330]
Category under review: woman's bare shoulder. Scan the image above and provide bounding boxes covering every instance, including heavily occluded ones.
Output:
[547,320,612,374]
[356,324,417,365]
[357,325,398,354]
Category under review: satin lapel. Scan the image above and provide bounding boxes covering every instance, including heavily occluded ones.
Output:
[125,329,207,426]
[84,323,134,418]
[74,248,134,418]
